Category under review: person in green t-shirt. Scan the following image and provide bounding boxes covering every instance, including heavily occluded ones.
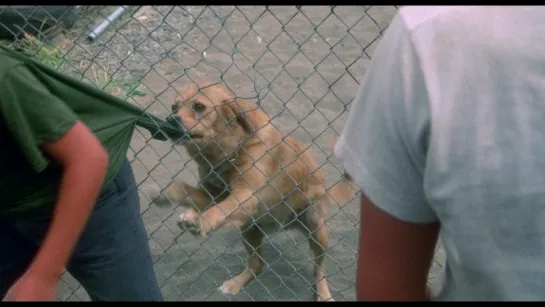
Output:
[0,46,182,301]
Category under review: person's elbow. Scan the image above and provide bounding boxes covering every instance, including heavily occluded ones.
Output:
[82,141,109,176]
[42,121,109,178]
[82,132,109,167]
[71,130,109,182]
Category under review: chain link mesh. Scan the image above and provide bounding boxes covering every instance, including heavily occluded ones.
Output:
[0,5,444,301]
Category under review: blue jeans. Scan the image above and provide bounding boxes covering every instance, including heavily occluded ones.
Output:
[0,159,163,301]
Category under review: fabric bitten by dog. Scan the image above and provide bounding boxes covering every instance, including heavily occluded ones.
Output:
[0,45,183,219]
[335,5,545,301]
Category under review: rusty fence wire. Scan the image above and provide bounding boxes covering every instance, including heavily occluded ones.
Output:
[0,5,444,301]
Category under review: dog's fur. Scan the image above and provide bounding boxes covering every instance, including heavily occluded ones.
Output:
[149,82,357,301]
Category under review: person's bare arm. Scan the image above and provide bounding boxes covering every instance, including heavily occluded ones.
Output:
[26,121,109,282]
[356,193,439,301]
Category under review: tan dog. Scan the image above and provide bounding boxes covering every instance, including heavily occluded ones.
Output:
[149,82,357,301]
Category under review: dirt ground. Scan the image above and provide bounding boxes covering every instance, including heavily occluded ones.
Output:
[5,5,444,301]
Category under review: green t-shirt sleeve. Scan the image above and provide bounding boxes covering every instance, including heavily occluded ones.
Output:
[0,64,78,172]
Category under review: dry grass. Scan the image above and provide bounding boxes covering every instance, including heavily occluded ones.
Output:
[1,7,147,100]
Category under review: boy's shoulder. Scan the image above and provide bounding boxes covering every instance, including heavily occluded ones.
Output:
[398,6,466,32]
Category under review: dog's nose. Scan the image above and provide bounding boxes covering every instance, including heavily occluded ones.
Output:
[166,114,182,127]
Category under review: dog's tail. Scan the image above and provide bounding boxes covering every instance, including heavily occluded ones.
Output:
[324,137,359,208]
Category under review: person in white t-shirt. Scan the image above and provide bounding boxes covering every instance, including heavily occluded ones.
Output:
[335,5,545,301]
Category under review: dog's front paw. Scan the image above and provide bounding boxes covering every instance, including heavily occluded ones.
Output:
[178,209,206,237]
[317,295,335,302]
[218,279,242,296]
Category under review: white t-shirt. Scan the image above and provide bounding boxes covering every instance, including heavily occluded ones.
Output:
[335,6,545,301]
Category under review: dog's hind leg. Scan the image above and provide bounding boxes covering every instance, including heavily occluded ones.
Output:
[218,226,264,296]
[304,206,335,302]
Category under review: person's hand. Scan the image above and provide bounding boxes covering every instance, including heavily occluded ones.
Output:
[2,271,58,302]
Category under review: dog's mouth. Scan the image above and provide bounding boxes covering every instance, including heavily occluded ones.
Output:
[186,133,203,140]
[172,132,203,144]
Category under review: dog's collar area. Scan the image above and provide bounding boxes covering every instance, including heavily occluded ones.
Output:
[187,133,203,139]
[204,152,240,190]
[228,152,239,163]
[206,151,239,172]
[221,151,239,166]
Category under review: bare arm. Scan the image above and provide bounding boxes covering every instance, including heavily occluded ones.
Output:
[27,121,109,282]
[356,193,439,301]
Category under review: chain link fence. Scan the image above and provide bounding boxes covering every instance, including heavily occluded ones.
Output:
[0,5,444,301]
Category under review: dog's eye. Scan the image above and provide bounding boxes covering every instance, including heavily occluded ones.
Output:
[171,104,179,113]
[192,102,206,113]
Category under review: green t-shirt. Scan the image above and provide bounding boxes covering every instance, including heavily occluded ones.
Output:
[0,45,182,220]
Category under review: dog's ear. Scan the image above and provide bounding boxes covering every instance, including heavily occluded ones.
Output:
[223,98,268,134]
